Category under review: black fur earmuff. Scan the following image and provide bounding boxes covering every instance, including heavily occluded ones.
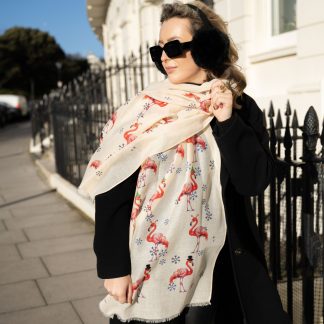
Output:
[154,3,230,76]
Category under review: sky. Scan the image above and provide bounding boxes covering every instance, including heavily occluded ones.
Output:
[0,0,104,58]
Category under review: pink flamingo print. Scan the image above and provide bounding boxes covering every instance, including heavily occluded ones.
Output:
[176,144,184,158]
[184,92,211,113]
[144,95,168,108]
[132,264,151,300]
[169,256,194,292]
[146,178,166,214]
[185,135,207,162]
[177,167,198,211]
[189,214,208,253]
[144,116,175,134]
[130,192,143,233]
[124,122,139,144]
[140,158,158,187]
[89,160,101,169]
[146,220,169,261]
[184,92,201,101]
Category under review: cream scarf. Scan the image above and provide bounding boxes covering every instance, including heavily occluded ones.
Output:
[78,78,227,323]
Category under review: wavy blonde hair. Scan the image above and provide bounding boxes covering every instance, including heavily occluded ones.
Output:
[160,0,246,109]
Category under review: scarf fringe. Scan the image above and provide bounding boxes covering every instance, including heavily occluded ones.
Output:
[106,301,212,323]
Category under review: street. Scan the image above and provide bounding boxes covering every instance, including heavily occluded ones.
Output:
[0,120,108,324]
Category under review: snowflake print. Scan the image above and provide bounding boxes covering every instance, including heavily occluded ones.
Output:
[130,146,137,152]
[156,152,168,162]
[196,142,208,153]
[118,127,124,134]
[164,96,172,101]
[201,198,206,206]
[209,160,215,170]
[168,282,176,291]
[149,246,158,257]
[143,204,151,213]
[204,203,213,221]
[189,191,198,200]
[176,167,182,174]
[145,213,154,222]
[95,170,103,176]
[118,143,125,150]
[164,219,170,225]
[171,255,180,264]
[135,238,143,245]
[159,249,168,257]
[194,166,202,176]
[198,250,205,257]
[212,235,216,243]
[104,153,113,160]
[137,111,144,119]
[187,102,197,109]
[185,161,191,171]
[167,164,175,173]
[96,146,102,153]
[159,258,166,265]
[202,184,207,192]
[143,102,151,110]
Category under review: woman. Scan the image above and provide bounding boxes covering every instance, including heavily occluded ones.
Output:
[78,1,291,323]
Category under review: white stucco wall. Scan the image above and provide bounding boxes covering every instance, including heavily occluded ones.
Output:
[214,0,323,124]
[99,0,323,125]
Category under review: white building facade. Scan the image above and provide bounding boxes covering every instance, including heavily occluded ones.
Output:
[87,0,324,121]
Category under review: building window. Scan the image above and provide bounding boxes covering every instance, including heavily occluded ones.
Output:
[271,0,296,36]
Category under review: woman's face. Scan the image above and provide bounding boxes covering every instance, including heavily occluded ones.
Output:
[158,17,207,84]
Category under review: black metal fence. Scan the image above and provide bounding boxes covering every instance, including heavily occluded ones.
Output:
[30,43,324,324]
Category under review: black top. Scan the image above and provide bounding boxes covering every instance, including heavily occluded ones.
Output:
[93,110,236,279]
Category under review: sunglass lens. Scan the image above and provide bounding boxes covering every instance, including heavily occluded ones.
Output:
[164,40,182,58]
[149,46,162,62]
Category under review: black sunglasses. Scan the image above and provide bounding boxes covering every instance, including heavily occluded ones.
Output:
[149,40,192,62]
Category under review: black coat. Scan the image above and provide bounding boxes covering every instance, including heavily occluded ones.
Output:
[94,92,292,324]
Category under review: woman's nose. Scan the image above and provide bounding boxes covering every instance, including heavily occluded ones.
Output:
[160,49,169,62]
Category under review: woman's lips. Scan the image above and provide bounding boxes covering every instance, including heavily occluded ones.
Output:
[165,67,177,74]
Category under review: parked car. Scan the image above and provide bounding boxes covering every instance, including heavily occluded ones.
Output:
[0,95,29,119]
[0,102,11,127]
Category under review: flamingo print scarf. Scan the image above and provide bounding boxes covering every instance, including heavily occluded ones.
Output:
[78,77,227,323]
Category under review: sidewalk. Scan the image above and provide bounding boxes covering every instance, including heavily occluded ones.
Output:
[0,121,108,324]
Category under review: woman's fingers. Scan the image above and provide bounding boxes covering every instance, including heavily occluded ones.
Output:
[104,276,132,304]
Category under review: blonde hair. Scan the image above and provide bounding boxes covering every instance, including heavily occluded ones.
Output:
[160,1,246,109]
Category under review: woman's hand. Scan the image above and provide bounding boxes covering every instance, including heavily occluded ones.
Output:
[208,79,233,122]
[104,275,133,304]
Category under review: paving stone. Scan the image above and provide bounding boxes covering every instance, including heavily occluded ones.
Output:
[1,187,51,202]
[17,233,93,258]
[0,258,49,285]
[0,220,5,232]
[0,209,12,220]
[24,220,93,241]
[0,302,82,324]
[42,248,96,275]
[4,211,81,230]
[3,193,64,208]
[0,280,45,314]
[37,269,106,304]
[0,229,27,245]
[72,294,108,324]
[10,202,72,217]
[0,245,21,262]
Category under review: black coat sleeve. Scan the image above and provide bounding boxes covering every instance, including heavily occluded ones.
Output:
[211,92,275,196]
[93,167,141,279]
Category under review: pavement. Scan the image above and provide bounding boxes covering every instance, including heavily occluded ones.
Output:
[0,120,109,324]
